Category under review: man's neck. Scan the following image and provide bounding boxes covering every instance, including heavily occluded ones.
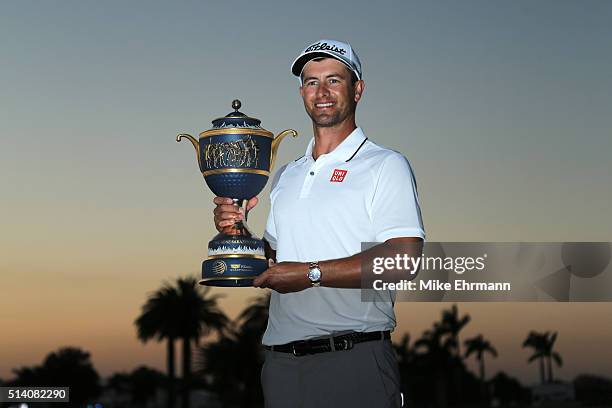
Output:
[311,118,357,160]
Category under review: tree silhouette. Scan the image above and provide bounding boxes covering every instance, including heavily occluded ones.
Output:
[238,293,270,339]
[106,371,131,407]
[441,304,471,358]
[439,304,471,405]
[522,331,548,384]
[107,366,166,407]
[197,293,270,407]
[488,372,531,406]
[415,323,453,408]
[135,281,181,408]
[465,334,497,382]
[10,347,100,407]
[574,374,612,406]
[136,276,229,408]
[465,334,498,402]
[175,277,229,408]
[542,331,563,383]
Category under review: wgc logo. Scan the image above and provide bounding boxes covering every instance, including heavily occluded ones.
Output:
[212,260,227,275]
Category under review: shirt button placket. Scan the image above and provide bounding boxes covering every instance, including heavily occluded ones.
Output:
[300,165,318,198]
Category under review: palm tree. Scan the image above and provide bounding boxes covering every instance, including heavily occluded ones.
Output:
[11,347,101,407]
[415,323,452,408]
[174,277,229,408]
[441,304,471,358]
[542,332,563,383]
[465,335,497,382]
[522,331,547,385]
[238,293,270,338]
[414,323,446,355]
[135,276,229,408]
[440,305,470,405]
[135,283,180,408]
[465,334,497,402]
[198,293,270,406]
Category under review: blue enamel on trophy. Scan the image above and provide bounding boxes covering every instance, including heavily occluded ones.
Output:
[177,100,297,286]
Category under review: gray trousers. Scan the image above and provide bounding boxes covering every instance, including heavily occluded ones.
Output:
[261,339,402,408]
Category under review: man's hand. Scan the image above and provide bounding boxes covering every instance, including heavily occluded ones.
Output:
[213,196,259,232]
[253,261,311,293]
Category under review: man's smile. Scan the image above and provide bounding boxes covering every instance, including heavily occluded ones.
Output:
[315,102,335,109]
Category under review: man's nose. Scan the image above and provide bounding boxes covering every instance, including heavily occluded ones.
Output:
[316,82,330,97]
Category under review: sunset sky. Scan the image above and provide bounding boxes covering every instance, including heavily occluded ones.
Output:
[1,0,611,385]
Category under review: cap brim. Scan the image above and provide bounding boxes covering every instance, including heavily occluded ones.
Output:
[291,51,360,80]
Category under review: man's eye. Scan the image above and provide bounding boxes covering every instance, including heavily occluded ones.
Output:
[306,81,317,86]
[329,79,339,84]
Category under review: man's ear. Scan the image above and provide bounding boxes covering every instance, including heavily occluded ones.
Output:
[354,80,365,103]
[299,84,304,98]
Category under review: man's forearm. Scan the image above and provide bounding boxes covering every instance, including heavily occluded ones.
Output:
[319,237,424,288]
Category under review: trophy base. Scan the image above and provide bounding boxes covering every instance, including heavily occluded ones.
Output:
[199,277,255,287]
[200,228,268,287]
[201,256,268,287]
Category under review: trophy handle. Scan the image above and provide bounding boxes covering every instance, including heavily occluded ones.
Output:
[176,133,202,172]
[271,129,298,170]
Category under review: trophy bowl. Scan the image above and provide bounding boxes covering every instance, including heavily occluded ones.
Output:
[177,100,297,286]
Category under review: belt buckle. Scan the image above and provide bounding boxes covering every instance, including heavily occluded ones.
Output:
[342,338,354,350]
[292,340,308,357]
[335,336,354,351]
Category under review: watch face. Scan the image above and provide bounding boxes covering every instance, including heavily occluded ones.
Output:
[309,268,321,282]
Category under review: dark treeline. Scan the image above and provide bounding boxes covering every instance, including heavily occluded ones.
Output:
[2,276,612,408]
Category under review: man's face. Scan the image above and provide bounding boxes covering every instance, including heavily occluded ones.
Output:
[299,58,363,128]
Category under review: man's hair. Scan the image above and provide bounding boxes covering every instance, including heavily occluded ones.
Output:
[300,57,359,85]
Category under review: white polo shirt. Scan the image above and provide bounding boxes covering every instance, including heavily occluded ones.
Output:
[262,127,425,345]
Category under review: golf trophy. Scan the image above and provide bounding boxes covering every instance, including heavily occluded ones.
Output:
[176,100,297,286]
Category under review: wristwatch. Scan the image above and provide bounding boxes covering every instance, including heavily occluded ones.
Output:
[307,261,322,287]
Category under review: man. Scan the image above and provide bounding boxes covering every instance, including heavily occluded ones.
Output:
[213,39,425,407]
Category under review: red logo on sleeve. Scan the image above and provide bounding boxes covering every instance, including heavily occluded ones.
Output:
[330,169,348,182]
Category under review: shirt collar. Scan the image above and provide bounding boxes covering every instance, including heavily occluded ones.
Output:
[303,127,367,162]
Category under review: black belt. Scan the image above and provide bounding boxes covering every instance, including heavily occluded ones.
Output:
[265,331,390,357]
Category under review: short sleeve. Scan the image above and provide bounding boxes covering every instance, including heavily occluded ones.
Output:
[262,164,288,250]
[263,202,277,250]
[370,152,425,242]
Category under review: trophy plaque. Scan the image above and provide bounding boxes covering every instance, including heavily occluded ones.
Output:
[177,100,297,286]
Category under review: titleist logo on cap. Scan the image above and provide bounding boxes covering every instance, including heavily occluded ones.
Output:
[305,42,346,55]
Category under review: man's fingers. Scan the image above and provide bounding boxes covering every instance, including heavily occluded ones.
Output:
[253,268,273,288]
[214,204,242,215]
[253,273,266,288]
[214,212,241,231]
[246,196,259,211]
[213,207,244,226]
[213,197,233,205]
[215,211,240,221]
[213,198,243,232]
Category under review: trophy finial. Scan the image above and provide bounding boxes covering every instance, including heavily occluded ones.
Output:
[223,99,248,119]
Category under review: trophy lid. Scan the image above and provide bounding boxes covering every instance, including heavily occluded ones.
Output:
[211,99,263,129]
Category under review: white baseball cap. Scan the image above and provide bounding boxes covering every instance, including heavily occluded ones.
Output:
[291,39,362,81]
